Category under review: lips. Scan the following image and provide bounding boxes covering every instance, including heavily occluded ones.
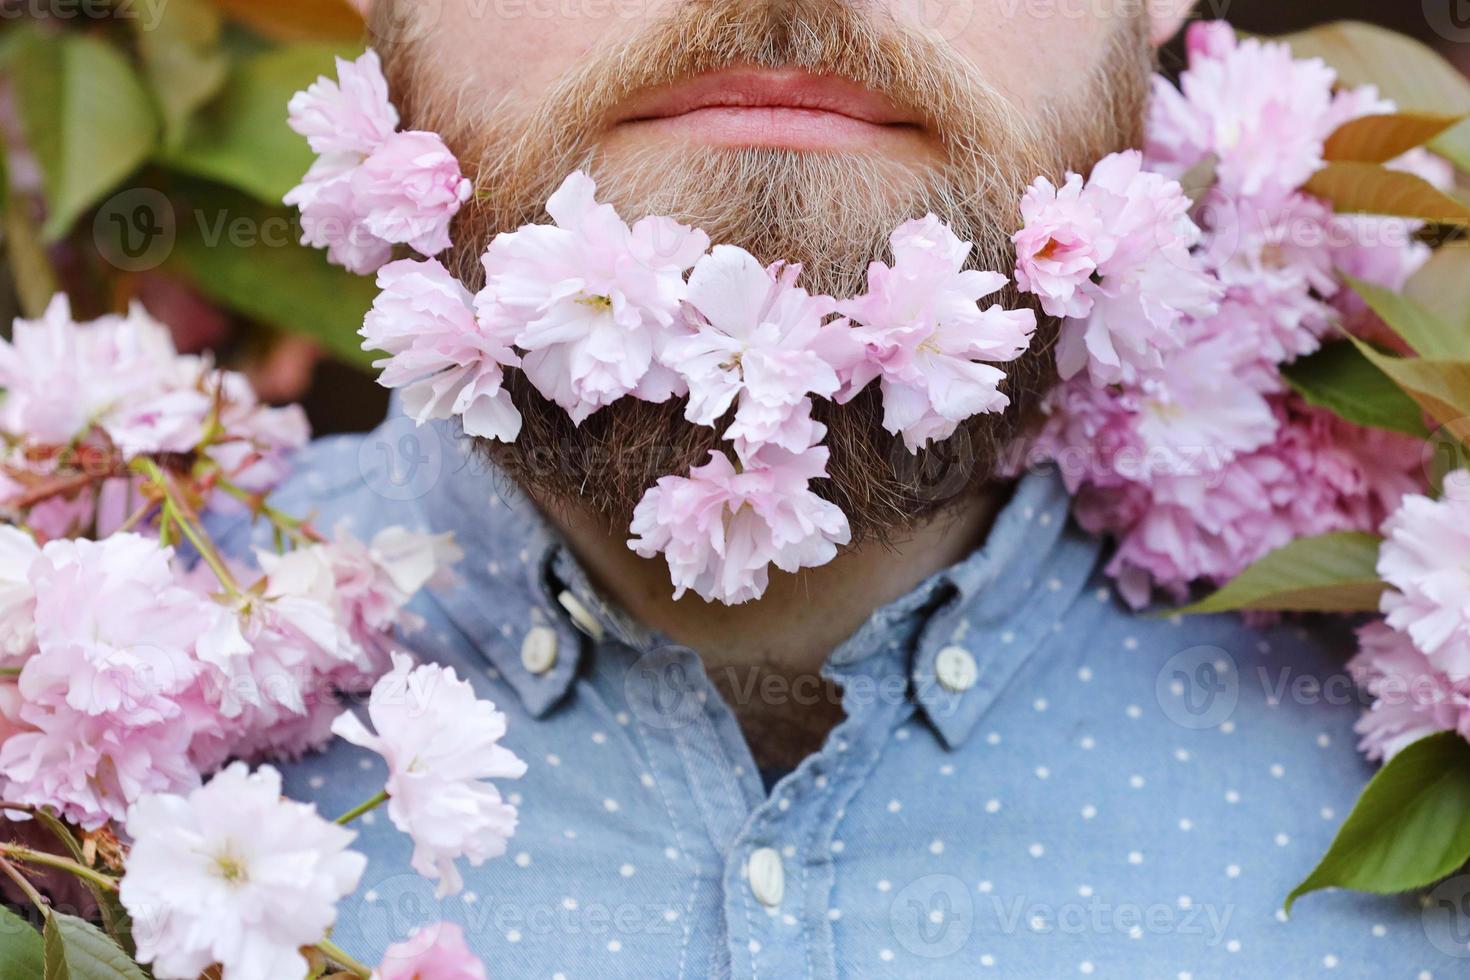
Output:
[613,68,925,151]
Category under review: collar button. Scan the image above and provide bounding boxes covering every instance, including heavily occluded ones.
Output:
[521,626,559,675]
[936,646,979,693]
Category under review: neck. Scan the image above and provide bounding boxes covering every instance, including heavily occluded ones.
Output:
[542,487,1009,767]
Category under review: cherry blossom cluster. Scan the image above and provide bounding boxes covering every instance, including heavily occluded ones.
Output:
[285,50,472,275]
[284,50,1040,606]
[0,298,515,978]
[1014,22,1437,610]
[1348,474,1470,761]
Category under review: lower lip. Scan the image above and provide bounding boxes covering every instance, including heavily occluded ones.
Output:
[620,106,919,152]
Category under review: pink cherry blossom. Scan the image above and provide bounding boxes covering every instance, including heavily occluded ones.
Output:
[839,215,1036,451]
[1013,173,1105,319]
[1349,622,1470,763]
[374,924,487,980]
[628,440,851,605]
[671,246,855,457]
[285,161,396,276]
[1378,472,1470,683]
[0,526,39,664]
[121,764,366,980]
[352,131,473,258]
[363,258,523,442]
[285,52,472,274]
[1145,23,1340,206]
[333,653,526,898]
[478,171,710,423]
[1042,152,1220,386]
[286,50,398,158]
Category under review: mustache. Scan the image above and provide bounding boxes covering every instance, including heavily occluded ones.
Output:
[401,0,1049,184]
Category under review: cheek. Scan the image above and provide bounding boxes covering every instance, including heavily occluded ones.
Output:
[885,0,1123,108]
[423,1,677,112]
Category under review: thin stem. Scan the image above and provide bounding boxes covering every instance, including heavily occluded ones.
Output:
[315,937,372,979]
[215,478,324,546]
[0,844,120,892]
[334,790,389,827]
[134,458,242,595]
[0,855,47,912]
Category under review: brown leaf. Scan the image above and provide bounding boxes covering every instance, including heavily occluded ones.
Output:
[1304,162,1470,225]
[1323,112,1466,164]
[211,0,364,42]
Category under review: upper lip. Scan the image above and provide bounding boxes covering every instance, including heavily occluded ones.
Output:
[616,67,919,128]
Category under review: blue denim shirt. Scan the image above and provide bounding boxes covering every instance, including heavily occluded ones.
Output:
[242,414,1466,979]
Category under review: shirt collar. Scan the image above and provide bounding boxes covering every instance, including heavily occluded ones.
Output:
[404,413,1099,740]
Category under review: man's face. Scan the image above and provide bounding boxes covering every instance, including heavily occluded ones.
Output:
[373,0,1173,541]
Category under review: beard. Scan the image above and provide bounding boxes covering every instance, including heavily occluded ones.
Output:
[373,0,1153,544]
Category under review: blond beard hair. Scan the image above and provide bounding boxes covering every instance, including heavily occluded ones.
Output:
[371,0,1154,542]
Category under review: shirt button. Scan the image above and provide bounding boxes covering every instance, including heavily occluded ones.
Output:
[748,847,785,908]
[935,646,979,693]
[557,590,606,641]
[521,626,559,675]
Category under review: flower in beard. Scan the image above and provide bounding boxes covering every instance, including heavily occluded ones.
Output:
[839,216,1036,451]
[286,50,398,158]
[628,438,852,605]
[478,171,711,423]
[670,245,857,458]
[1013,172,1106,319]
[332,654,526,898]
[1349,622,1470,763]
[1378,472,1470,683]
[363,258,523,442]
[374,923,487,980]
[121,763,366,980]
[285,51,471,274]
[1027,152,1220,386]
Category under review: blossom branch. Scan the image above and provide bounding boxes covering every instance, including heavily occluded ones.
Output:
[0,843,120,892]
[334,790,389,827]
[315,937,373,979]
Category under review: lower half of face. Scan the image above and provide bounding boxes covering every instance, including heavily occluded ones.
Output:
[377,0,1155,538]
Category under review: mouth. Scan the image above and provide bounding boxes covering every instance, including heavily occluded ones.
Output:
[613,67,928,152]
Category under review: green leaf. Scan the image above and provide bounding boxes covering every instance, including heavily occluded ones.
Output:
[134,0,230,150]
[1346,275,1470,361]
[0,905,44,978]
[42,912,147,980]
[10,33,160,241]
[1304,162,1470,226]
[163,43,357,205]
[1176,532,1386,616]
[1323,112,1466,164]
[1287,732,1470,913]
[1406,247,1470,348]
[1282,341,1428,437]
[167,182,377,367]
[1277,22,1470,115]
[1348,336,1470,447]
